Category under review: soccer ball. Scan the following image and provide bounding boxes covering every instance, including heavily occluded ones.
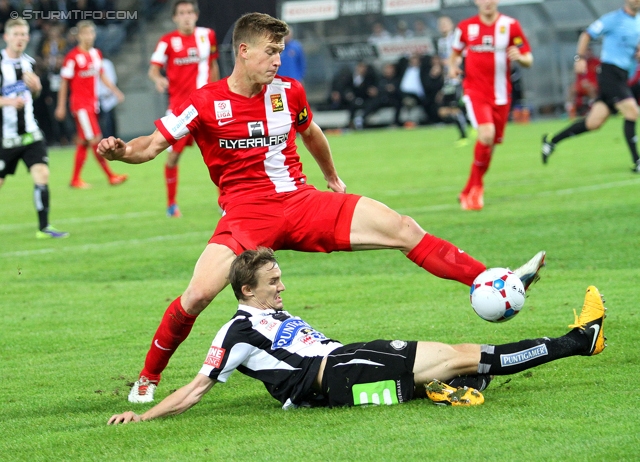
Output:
[470,268,526,322]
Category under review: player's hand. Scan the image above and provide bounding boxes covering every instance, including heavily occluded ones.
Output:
[327,176,346,193]
[107,411,141,425]
[98,136,127,161]
[448,65,461,80]
[7,97,26,109]
[22,71,42,93]
[54,105,65,121]
[155,77,169,93]
[507,46,522,62]
[574,59,587,75]
[114,88,125,104]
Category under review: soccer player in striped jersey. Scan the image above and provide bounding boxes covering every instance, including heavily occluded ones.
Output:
[149,0,220,217]
[55,20,127,189]
[107,248,605,424]
[449,0,533,210]
[0,19,68,239]
[98,12,546,404]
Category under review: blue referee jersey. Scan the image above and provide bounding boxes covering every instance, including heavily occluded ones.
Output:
[587,8,640,73]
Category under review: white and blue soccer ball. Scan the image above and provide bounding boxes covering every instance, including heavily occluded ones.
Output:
[470,268,526,322]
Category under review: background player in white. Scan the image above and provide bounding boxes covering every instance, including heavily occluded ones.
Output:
[99,12,546,404]
[0,19,68,238]
[149,0,220,217]
[107,248,606,424]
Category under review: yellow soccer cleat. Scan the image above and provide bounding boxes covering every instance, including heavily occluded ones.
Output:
[568,285,607,356]
[425,379,484,406]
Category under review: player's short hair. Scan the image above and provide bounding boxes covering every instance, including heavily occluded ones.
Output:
[232,12,289,53]
[4,18,29,33]
[76,20,95,32]
[229,247,278,301]
[172,0,199,16]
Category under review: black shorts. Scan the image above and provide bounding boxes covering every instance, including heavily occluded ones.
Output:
[597,63,634,112]
[0,141,48,179]
[321,340,417,407]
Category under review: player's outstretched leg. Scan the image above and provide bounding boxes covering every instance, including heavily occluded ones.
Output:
[511,250,546,291]
[541,134,556,164]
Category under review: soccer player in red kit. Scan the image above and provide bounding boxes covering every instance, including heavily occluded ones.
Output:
[149,0,220,217]
[449,0,533,210]
[55,21,127,189]
[99,12,545,403]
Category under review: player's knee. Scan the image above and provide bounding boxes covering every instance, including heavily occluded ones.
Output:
[182,286,216,315]
[397,215,425,248]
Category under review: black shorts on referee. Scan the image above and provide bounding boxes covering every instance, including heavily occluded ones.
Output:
[0,140,48,179]
[597,63,634,113]
[321,339,417,407]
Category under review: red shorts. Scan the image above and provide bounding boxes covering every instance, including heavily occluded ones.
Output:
[73,108,101,142]
[168,134,195,155]
[463,94,510,145]
[209,186,361,255]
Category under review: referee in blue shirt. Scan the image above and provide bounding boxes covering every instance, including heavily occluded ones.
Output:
[542,0,640,173]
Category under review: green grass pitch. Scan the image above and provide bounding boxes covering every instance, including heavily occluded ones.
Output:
[1,119,639,460]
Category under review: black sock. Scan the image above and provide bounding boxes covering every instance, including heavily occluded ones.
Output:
[551,119,588,144]
[623,119,639,164]
[478,330,590,375]
[454,112,467,138]
[448,374,492,391]
[34,184,49,231]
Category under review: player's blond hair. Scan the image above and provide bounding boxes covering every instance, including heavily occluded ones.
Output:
[76,20,96,32]
[232,12,289,53]
[4,18,29,33]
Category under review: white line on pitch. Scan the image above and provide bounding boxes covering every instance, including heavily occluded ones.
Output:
[0,231,209,258]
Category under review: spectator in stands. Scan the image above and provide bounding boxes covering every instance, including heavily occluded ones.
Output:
[0,0,18,33]
[344,61,379,129]
[325,65,352,110]
[66,0,99,28]
[413,19,430,38]
[278,29,306,84]
[98,57,119,138]
[396,53,440,126]
[393,20,414,41]
[359,62,402,127]
[368,21,392,44]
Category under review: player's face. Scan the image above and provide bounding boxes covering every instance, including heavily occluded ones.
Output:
[173,3,198,34]
[475,0,499,16]
[244,35,284,85]
[247,263,285,310]
[4,25,30,55]
[78,26,96,48]
[626,0,640,14]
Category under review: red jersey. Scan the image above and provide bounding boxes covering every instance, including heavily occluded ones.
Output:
[452,14,531,105]
[150,27,219,111]
[155,76,313,208]
[60,46,103,113]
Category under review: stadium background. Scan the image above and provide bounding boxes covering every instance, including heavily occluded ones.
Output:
[0,0,623,138]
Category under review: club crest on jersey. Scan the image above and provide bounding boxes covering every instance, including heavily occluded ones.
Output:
[214,100,232,119]
[270,94,284,112]
[468,24,479,39]
[248,121,265,137]
[297,106,309,126]
[171,36,183,52]
[76,53,87,67]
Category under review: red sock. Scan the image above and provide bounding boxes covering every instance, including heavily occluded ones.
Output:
[140,297,197,383]
[407,234,486,286]
[165,164,178,207]
[71,144,88,182]
[92,144,115,177]
[462,141,493,194]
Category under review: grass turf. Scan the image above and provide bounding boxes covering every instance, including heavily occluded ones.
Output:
[1,118,639,460]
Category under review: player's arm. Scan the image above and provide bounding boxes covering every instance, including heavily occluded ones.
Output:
[507,48,533,68]
[23,71,42,99]
[573,31,592,74]
[54,78,68,121]
[300,121,346,193]
[99,72,125,103]
[209,59,220,82]
[0,96,26,109]
[448,49,463,79]
[98,129,169,164]
[108,374,216,425]
[148,64,169,93]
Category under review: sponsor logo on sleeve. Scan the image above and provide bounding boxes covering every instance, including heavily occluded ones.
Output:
[204,346,226,368]
[270,94,284,112]
[214,100,232,120]
[166,104,198,138]
[297,106,309,125]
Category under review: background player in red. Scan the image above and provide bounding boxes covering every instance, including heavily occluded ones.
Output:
[449,0,533,210]
[98,12,545,404]
[55,20,127,189]
[149,0,220,217]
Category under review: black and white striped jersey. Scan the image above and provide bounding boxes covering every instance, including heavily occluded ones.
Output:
[199,304,343,406]
[0,50,40,139]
